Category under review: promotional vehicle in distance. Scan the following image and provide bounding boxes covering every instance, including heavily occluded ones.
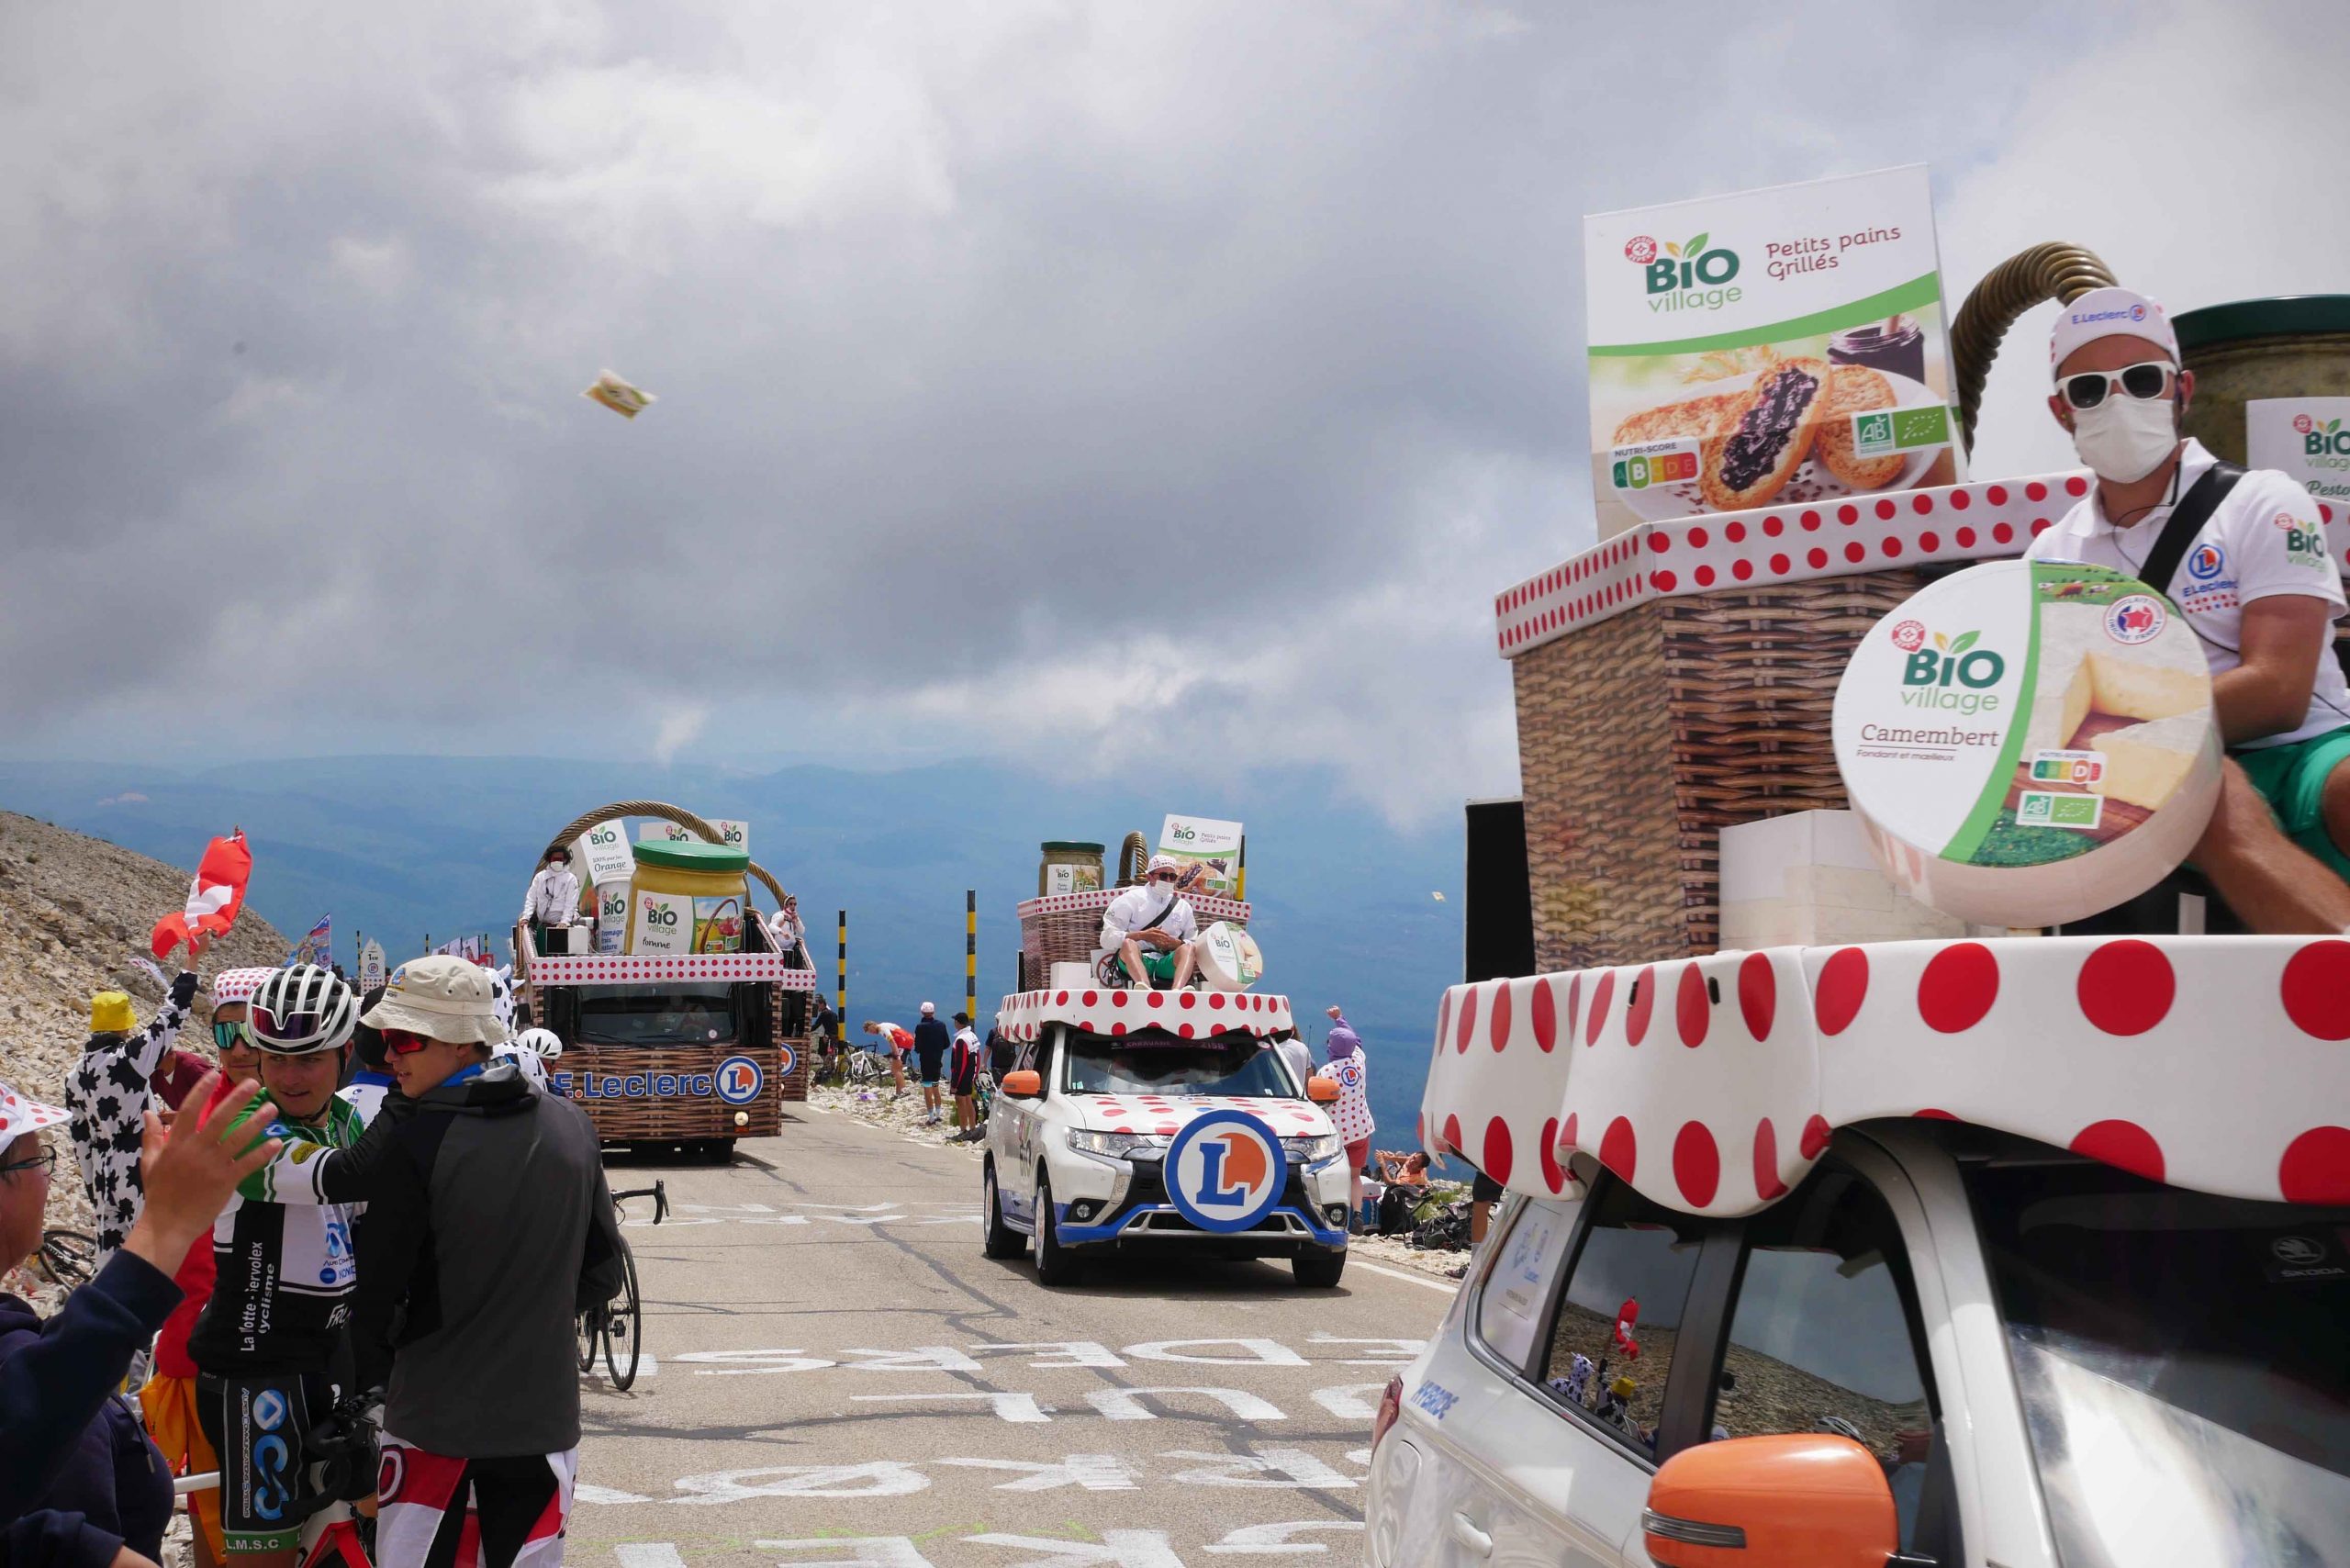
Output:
[1363,935,2348,1568]
[979,988,1352,1287]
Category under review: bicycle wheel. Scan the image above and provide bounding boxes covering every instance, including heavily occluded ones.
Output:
[603,1238,643,1389]
[576,1306,601,1373]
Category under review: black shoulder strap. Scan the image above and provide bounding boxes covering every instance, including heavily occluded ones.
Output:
[2138,460,2244,600]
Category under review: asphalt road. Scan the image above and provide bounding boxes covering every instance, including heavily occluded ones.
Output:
[569,1102,1453,1568]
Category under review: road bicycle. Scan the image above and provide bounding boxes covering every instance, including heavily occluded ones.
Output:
[578,1180,666,1390]
[843,1047,887,1088]
[36,1228,95,1290]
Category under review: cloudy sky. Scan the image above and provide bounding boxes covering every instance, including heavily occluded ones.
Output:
[5,1,2344,823]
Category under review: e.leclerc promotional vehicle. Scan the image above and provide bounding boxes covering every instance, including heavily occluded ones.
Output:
[1361,935,2349,1568]
[979,986,1353,1286]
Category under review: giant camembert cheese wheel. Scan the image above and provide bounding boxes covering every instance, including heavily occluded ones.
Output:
[1831,560,2221,928]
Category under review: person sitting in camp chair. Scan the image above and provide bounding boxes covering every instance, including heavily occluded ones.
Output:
[1098,856,1203,990]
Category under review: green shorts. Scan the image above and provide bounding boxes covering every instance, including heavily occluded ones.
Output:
[2235,724,2350,880]
[1100,947,1179,986]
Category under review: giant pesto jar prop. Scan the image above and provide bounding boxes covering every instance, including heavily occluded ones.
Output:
[1831,560,2221,928]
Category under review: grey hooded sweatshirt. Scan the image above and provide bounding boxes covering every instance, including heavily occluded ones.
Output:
[352,1061,621,1456]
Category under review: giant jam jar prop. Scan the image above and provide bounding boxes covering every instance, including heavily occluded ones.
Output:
[1831,560,2220,928]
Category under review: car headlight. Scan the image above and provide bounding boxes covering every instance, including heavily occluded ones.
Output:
[1283,1134,1344,1164]
[1069,1129,1169,1160]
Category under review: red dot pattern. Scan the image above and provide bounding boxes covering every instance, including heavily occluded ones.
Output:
[1494,471,2085,658]
[992,987,1296,1042]
[1421,936,2350,1217]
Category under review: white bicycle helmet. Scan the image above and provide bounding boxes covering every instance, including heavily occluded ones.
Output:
[510,1026,564,1060]
[245,965,360,1056]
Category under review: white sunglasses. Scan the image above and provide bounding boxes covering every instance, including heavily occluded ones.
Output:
[2057,360,2176,411]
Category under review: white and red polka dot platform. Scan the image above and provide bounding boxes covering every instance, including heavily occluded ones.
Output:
[1017,889,1252,926]
[1421,935,2350,1215]
[997,987,1294,1042]
[1493,470,2346,662]
[522,952,818,988]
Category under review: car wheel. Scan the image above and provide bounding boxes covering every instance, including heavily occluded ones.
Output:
[1292,1249,1347,1288]
[1033,1174,1080,1287]
[981,1160,1025,1260]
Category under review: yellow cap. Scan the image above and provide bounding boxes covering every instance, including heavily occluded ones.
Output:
[1610,1375,1638,1399]
[90,991,137,1034]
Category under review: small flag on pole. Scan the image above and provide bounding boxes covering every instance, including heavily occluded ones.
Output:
[289,913,332,969]
[583,370,655,420]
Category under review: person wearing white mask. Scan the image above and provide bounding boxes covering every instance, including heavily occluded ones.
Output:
[2030,286,2350,933]
[519,846,581,956]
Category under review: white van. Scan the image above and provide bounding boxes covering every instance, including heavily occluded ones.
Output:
[1363,935,2349,1566]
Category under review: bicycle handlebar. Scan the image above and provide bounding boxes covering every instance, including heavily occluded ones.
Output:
[610,1181,669,1225]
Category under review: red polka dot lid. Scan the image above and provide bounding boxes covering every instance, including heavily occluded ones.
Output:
[996,987,1294,1041]
[521,953,816,989]
[1421,936,2350,1215]
[1494,471,2105,660]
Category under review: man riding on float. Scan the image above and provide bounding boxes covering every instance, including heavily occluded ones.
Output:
[1098,855,1203,989]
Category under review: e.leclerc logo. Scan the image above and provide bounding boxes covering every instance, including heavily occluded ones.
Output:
[715,1055,765,1105]
[1626,230,1740,314]
[1893,622,2006,715]
[1164,1109,1287,1233]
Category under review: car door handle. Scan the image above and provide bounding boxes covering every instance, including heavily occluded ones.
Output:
[1449,1513,1494,1558]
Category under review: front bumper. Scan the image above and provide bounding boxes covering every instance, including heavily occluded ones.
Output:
[1051,1156,1351,1256]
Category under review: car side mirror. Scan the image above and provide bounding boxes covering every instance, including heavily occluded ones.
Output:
[1305,1074,1340,1104]
[1642,1434,1897,1568]
[1001,1070,1043,1100]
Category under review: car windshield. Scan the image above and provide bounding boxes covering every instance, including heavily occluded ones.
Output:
[1967,1159,2350,1567]
[575,982,737,1047]
[1060,1030,1296,1097]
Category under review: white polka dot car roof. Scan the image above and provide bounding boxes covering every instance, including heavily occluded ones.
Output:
[1421,935,2350,1216]
[998,987,1293,1042]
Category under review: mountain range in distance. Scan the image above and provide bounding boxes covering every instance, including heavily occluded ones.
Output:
[0,754,1467,1162]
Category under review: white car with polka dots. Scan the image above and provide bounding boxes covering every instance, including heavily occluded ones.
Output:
[979,988,1353,1287]
[1365,935,2350,1568]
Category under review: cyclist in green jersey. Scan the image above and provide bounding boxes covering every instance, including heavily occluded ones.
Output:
[186,965,365,1567]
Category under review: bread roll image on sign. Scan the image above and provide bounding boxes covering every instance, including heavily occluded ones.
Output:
[1830,560,2220,928]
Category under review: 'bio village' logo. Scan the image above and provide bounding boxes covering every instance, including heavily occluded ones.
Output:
[2295,413,2350,473]
[1896,625,2005,715]
[1626,231,1741,314]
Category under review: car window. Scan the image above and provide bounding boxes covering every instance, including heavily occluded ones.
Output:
[574,982,737,1046]
[1533,1176,1706,1460]
[1058,1030,1295,1098]
[1711,1168,1935,1549]
[1475,1195,1580,1374]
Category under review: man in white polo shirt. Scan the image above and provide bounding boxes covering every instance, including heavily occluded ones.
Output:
[2029,286,2350,933]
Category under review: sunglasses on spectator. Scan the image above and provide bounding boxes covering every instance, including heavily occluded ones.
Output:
[212,1021,248,1051]
[2058,361,2175,410]
[0,1147,57,1179]
[380,1029,444,1057]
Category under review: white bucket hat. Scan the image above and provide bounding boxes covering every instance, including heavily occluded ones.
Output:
[0,1081,71,1148]
[360,955,511,1047]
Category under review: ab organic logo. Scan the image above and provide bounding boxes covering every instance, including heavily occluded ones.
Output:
[1626,230,1741,314]
[1898,627,2005,715]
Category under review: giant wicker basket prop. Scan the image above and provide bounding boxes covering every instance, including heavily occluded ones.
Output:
[1515,569,1936,970]
[565,1042,789,1140]
[1016,889,1252,991]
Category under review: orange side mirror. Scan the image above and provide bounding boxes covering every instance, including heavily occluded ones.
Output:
[1643,1434,1897,1568]
[1305,1074,1340,1104]
[1001,1070,1044,1100]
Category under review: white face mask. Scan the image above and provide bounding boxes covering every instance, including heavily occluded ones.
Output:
[2069,390,2179,483]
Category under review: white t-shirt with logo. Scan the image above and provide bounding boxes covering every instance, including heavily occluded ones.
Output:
[2027,440,2349,748]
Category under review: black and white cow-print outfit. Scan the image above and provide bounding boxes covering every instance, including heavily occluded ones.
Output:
[65,969,200,1258]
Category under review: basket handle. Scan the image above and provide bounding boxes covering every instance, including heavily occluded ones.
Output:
[1116,831,1149,888]
[1950,241,2118,454]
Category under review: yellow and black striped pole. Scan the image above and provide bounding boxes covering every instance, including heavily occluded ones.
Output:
[965,890,978,1024]
[836,909,848,1028]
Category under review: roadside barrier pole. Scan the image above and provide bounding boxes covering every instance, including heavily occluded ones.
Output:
[965,890,977,1023]
[837,910,848,1031]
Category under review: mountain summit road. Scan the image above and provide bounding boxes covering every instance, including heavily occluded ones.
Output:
[569,1103,1451,1567]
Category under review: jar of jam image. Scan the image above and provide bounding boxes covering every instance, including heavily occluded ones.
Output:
[1829,314,1926,384]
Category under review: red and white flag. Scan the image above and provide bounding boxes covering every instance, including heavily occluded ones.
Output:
[151,829,252,958]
